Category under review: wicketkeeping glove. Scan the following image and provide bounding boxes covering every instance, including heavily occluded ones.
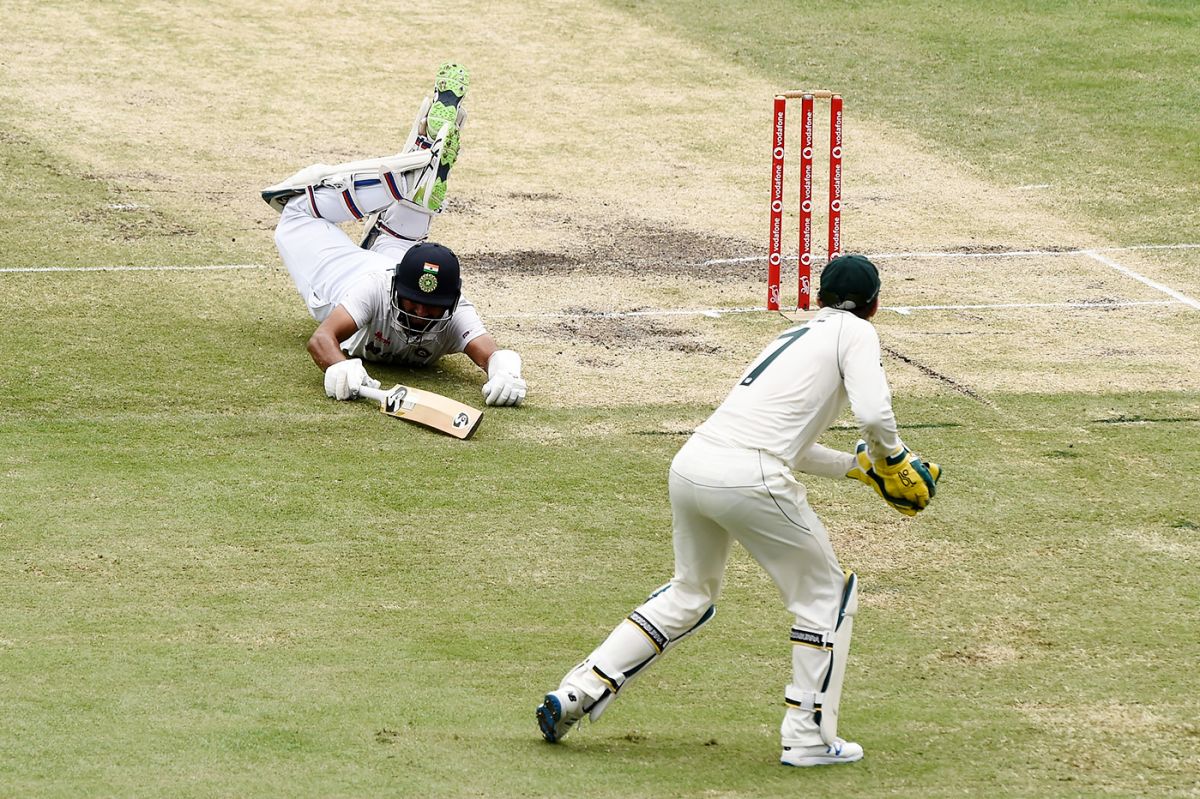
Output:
[846,440,941,517]
[324,358,380,401]
[482,349,527,407]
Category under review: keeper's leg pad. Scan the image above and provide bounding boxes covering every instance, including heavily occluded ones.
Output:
[819,572,858,744]
[573,601,716,723]
[785,571,858,745]
[260,150,435,214]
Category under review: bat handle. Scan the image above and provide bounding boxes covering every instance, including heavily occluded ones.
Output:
[357,385,387,402]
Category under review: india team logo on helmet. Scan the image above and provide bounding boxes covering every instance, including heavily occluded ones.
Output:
[390,243,462,342]
[418,263,440,293]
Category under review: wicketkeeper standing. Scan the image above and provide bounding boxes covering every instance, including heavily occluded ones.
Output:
[537,254,940,766]
[262,63,527,407]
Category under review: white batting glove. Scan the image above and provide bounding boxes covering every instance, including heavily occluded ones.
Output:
[482,349,527,407]
[323,358,380,401]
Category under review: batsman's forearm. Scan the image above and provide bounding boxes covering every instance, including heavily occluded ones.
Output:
[306,331,348,371]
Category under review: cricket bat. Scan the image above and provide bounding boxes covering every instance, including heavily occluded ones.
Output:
[357,384,483,440]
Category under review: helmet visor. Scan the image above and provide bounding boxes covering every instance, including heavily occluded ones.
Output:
[390,295,455,339]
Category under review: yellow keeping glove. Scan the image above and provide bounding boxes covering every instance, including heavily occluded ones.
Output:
[846,440,941,517]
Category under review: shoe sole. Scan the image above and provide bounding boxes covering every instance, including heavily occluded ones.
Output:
[428,64,469,140]
[781,752,864,767]
[537,694,565,743]
[426,103,459,139]
[439,128,460,167]
[434,63,470,98]
[412,177,447,211]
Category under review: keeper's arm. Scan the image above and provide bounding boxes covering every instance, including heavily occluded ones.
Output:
[793,443,857,479]
[841,326,902,462]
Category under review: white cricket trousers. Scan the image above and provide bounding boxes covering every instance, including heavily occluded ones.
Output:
[573,434,848,747]
[273,183,432,322]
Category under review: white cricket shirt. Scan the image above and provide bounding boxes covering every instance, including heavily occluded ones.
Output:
[336,271,488,365]
[694,307,902,472]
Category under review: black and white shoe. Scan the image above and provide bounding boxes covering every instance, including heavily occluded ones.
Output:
[537,688,586,743]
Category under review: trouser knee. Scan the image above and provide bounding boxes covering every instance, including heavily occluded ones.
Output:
[639,580,717,639]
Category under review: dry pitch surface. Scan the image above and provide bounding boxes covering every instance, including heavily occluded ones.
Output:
[3,0,1198,408]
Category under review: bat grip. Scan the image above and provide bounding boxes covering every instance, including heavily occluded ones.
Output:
[357,385,387,402]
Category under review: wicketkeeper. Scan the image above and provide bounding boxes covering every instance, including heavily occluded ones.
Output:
[262,63,526,407]
[537,254,940,766]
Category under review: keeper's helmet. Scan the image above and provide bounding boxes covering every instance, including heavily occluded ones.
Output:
[389,242,462,340]
[818,254,881,312]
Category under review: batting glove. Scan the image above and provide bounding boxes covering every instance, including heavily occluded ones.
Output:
[483,349,527,407]
[846,439,941,517]
[324,358,380,401]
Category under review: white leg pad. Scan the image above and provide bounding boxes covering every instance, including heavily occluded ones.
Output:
[399,124,454,214]
[818,572,858,744]
[782,572,858,746]
[261,150,435,214]
[401,96,433,154]
[566,601,716,723]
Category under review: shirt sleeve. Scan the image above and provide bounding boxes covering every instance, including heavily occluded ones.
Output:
[793,442,857,479]
[338,274,386,329]
[446,296,489,353]
[840,319,902,462]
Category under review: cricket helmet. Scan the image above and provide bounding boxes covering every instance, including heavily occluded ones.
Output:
[818,254,881,311]
[390,242,462,338]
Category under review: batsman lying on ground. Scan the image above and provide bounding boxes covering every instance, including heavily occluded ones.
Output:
[261,62,527,407]
[536,255,940,767]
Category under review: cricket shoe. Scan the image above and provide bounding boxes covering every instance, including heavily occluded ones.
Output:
[426,62,469,139]
[409,121,460,211]
[403,63,469,212]
[780,738,864,767]
[402,62,469,156]
[537,688,587,743]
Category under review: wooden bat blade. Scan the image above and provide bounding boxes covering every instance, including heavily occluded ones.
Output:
[358,384,483,439]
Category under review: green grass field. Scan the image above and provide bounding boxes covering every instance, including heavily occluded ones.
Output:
[2,2,1198,797]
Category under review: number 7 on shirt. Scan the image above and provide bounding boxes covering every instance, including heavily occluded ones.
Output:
[739,326,810,387]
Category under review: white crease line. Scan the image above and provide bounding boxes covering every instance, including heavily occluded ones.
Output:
[702,255,764,266]
[0,264,267,273]
[492,299,1184,320]
[490,307,764,320]
[870,244,1200,261]
[1,262,1190,317]
[4,242,1199,272]
[705,242,1200,266]
[1081,251,1200,310]
[887,300,1175,315]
